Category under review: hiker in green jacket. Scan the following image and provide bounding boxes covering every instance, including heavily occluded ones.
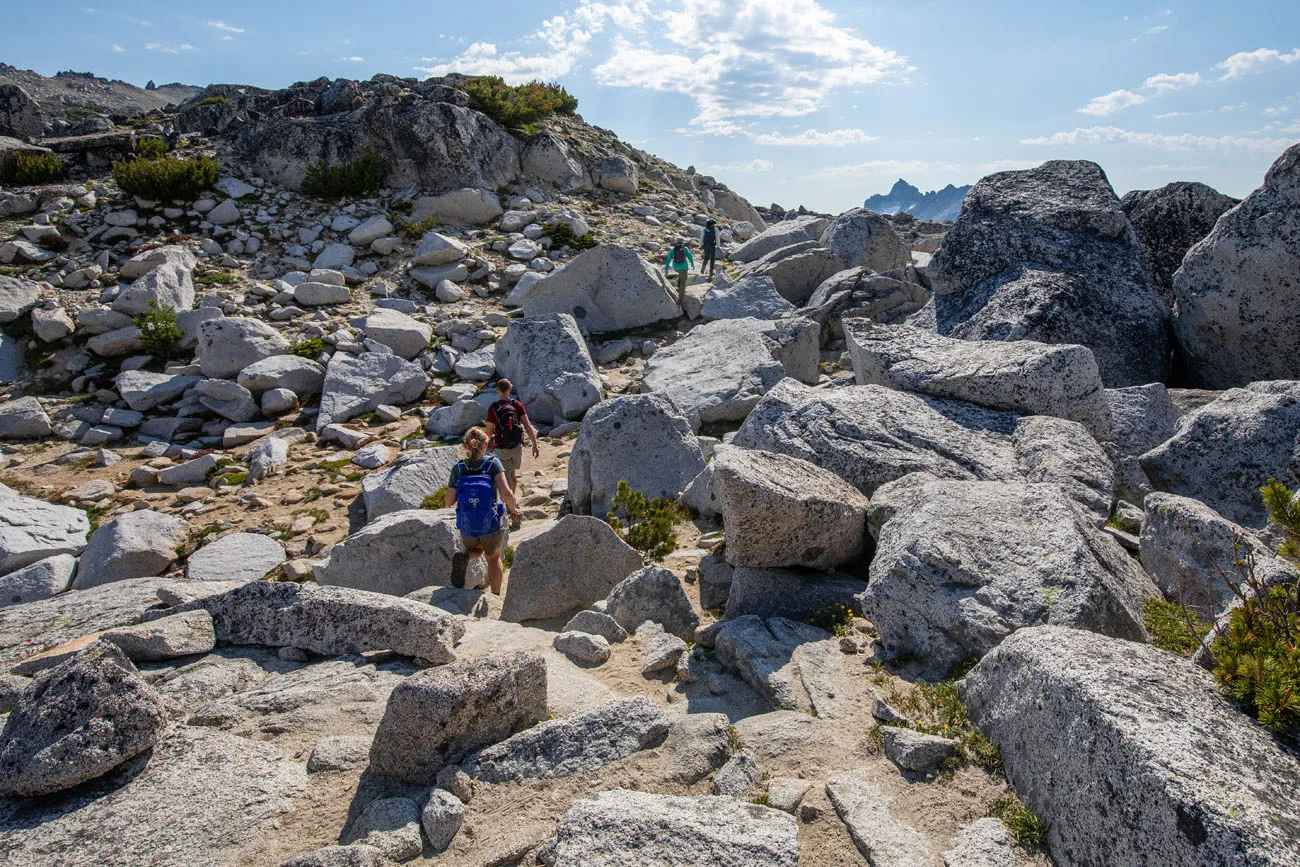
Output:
[664,239,694,303]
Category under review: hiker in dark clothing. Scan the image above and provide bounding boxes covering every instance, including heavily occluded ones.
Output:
[664,239,694,303]
[701,218,718,279]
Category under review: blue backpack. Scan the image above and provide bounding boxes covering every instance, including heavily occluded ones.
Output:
[455,459,504,537]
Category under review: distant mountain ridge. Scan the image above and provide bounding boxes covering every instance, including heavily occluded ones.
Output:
[864,178,971,222]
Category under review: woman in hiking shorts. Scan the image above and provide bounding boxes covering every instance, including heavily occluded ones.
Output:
[445,428,519,595]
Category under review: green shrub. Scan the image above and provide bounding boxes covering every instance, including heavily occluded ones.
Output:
[1144,597,1211,657]
[301,147,387,198]
[288,337,325,359]
[112,154,219,201]
[542,220,597,250]
[7,152,66,184]
[195,270,237,286]
[607,479,687,563]
[421,487,449,510]
[134,301,184,360]
[988,794,1049,846]
[502,545,516,569]
[395,215,439,237]
[463,76,579,131]
[810,603,854,637]
[134,137,169,160]
[1262,479,1300,562]
[199,95,230,106]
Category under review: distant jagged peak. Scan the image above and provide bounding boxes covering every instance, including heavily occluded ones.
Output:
[864,177,972,222]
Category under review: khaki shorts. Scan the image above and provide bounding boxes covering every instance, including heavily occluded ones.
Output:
[462,526,507,557]
[495,445,524,479]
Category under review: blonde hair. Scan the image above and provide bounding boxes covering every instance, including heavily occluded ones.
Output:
[462,427,490,463]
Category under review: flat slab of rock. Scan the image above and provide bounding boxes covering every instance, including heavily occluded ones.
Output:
[701,275,796,320]
[0,493,89,577]
[369,650,546,783]
[543,789,799,867]
[185,532,286,584]
[827,770,942,867]
[942,818,1018,867]
[963,626,1300,867]
[101,610,216,662]
[501,515,643,623]
[317,352,427,431]
[0,642,166,797]
[459,696,668,783]
[712,615,837,714]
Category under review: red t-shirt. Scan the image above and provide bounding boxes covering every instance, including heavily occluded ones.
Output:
[486,398,528,447]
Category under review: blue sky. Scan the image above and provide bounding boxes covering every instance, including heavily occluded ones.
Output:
[6,1,1299,212]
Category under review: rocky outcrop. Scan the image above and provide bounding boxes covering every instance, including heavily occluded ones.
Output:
[521,245,680,333]
[928,160,1167,387]
[501,515,642,623]
[865,475,1156,678]
[1121,181,1238,308]
[196,317,289,380]
[739,242,844,306]
[819,208,912,273]
[1103,383,1181,506]
[521,131,590,190]
[567,393,706,517]
[493,313,603,425]
[845,321,1111,438]
[607,565,699,640]
[700,275,796,321]
[0,83,43,142]
[963,626,1300,867]
[1171,144,1300,387]
[730,216,830,265]
[801,267,930,337]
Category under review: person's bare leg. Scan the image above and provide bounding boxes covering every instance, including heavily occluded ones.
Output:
[466,550,485,590]
[485,554,504,595]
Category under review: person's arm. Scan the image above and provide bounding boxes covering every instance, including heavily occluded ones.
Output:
[664,250,673,270]
[494,472,519,516]
[445,468,458,508]
[522,412,540,458]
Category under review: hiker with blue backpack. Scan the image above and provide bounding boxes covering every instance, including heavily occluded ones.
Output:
[445,427,520,595]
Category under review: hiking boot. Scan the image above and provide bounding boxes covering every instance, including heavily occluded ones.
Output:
[450,551,469,589]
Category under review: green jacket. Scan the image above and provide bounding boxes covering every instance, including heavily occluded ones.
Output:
[665,245,694,272]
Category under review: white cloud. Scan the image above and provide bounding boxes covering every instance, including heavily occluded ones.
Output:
[417,11,599,82]
[1142,71,1200,92]
[338,56,365,63]
[1217,47,1300,80]
[111,44,124,53]
[1078,89,1147,116]
[1021,125,1293,152]
[1146,25,1169,35]
[1154,111,1192,119]
[751,128,878,147]
[146,42,196,55]
[204,20,244,34]
[1263,105,1291,117]
[708,158,775,173]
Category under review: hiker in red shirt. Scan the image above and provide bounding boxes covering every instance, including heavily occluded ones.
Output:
[485,378,540,528]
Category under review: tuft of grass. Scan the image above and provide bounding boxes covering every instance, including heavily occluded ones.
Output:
[420,486,449,510]
[748,793,771,807]
[502,544,516,569]
[873,674,1002,774]
[288,337,325,359]
[394,214,439,237]
[989,794,1050,846]
[809,603,854,637]
[1144,597,1212,657]
[301,146,387,199]
[7,152,66,185]
[212,470,248,487]
[199,95,230,106]
[134,300,185,360]
[113,154,219,202]
[727,726,745,755]
[195,270,237,286]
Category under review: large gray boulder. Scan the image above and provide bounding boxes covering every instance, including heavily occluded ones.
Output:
[0,275,40,323]
[733,379,1115,522]
[723,566,867,623]
[521,131,590,190]
[237,355,326,396]
[196,317,289,379]
[845,321,1111,438]
[355,309,431,360]
[729,215,830,264]
[0,84,43,142]
[369,650,546,783]
[0,553,77,607]
[963,626,1300,867]
[641,317,819,432]
[522,245,680,333]
[1104,383,1182,505]
[606,565,698,640]
[119,244,198,281]
[410,187,503,225]
[1121,181,1238,308]
[820,208,912,272]
[864,475,1156,679]
[317,352,427,431]
[0,642,166,797]
[567,393,706,517]
[928,160,1167,387]
[739,242,843,306]
[701,275,796,321]
[493,313,603,425]
[542,789,799,867]
[71,510,187,590]
[185,533,286,584]
[0,396,52,439]
[0,493,89,577]
[597,154,638,195]
[501,515,643,623]
[316,509,477,597]
[713,446,869,570]
[100,610,216,662]
[1172,144,1300,387]
[801,267,930,337]
[171,580,464,664]
[361,446,461,520]
[459,697,668,783]
[240,100,520,192]
[112,263,195,317]
[1139,382,1300,528]
[115,370,202,412]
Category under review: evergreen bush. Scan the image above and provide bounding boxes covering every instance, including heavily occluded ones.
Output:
[300,147,387,198]
[607,479,687,563]
[134,301,184,360]
[112,154,219,201]
[7,152,66,184]
[463,76,579,131]
[134,137,169,159]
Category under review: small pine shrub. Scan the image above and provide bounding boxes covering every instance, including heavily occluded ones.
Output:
[134,301,184,360]
[1144,597,1211,657]
[607,479,687,563]
[301,147,387,198]
[134,137,169,160]
[542,220,597,250]
[463,76,579,130]
[1262,479,1300,562]
[810,603,854,637]
[113,154,219,201]
[988,794,1049,846]
[8,152,66,184]
[288,337,325,359]
[395,215,439,237]
[199,95,230,106]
